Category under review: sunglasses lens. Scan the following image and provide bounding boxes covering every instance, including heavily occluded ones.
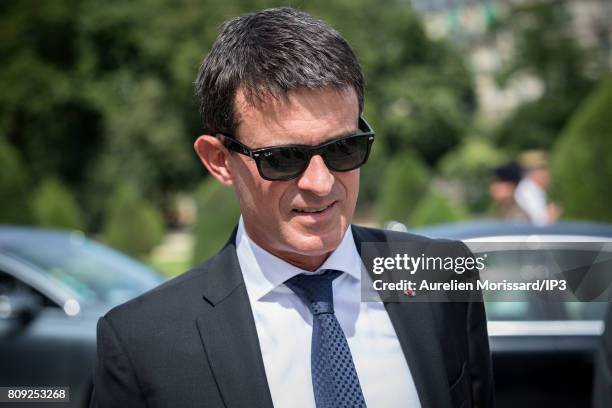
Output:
[256,134,373,180]
[258,147,309,180]
[323,135,370,171]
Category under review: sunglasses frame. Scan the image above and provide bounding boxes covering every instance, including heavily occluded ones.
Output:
[218,116,375,181]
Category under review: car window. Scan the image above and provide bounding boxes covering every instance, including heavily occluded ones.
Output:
[0,270,56,308]
[485,300,608,322]
[479,245,611,322]
[0,232,163,306]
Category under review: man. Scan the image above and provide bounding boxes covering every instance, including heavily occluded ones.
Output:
[92,7,493,408]
[514,150,561,226]
[489,162,529,222]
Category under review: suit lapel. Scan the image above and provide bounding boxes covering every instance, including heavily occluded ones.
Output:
[195,233,274,408]
[194,225,453,407]
[352,225,453,407]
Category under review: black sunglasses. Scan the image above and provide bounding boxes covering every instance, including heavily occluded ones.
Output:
[218,117,375,181]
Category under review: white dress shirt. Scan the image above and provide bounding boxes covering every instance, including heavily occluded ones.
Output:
[235,216,421,408]
[514,177,549,226]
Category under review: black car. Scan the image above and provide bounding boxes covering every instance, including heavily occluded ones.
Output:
[0,227,165,407]
[408,220,612,408]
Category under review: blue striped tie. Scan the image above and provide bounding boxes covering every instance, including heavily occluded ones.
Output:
[285,270,367,408]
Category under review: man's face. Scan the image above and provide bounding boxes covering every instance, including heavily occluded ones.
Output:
[228,87,361,270]
[528,167,550,189]
[489,180,516,203]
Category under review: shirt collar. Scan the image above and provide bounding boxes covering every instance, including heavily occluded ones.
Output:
[235,216,362,301]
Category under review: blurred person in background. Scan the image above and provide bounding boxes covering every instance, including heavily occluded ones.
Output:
[489,162,529,222]
[514,150,562,226]
[91,7,493,408]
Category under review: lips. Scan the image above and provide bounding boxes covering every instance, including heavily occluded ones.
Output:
[292,201,336,214]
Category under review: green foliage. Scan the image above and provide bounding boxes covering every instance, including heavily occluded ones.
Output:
[0,0,476,228]
[376,150,429,224]
[376,75,468,164]
[0,0,104,195]
[495,2,601,95]
[494,93,587,153]
[493,1,604,152]
[85,76,196,227]
[0,0,225,229]
[551,76,612,222]
[103,182,165,258]
[358,138,388,207]
[192,178,241,266]
[31,178,84,230]
[309,0,475,164]
[409,191,468,227]
[0,137,30,223]
[439,137,508,212]
[0,0,476,230]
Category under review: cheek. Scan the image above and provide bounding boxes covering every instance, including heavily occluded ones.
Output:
[339,170,360,203]
[231,160,266,208]
[235,166,285,218]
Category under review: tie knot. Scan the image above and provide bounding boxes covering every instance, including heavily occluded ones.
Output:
[285,269,342,315]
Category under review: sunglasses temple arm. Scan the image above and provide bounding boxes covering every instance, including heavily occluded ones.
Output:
[224,137,257,159]
[359,116,374,134]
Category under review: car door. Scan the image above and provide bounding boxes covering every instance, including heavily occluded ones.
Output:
[0,257,97,408]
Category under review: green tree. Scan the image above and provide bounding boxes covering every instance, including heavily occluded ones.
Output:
[31,178,84,230]
[0,0,228,229]
[103,182,165,257]
[310,0,476,165]
[0,0,104,195]
[359,137,388,208]
[192,178,241,266]
[551,75,612,222]
[0,137,30,223]
[85,76,196,227]
[1,0,476,229]
[439,137,508,213]
[376,150,429,224]
[493,1,606,152]
[409,191,468,227]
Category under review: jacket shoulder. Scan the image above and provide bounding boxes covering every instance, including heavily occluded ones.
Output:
[352,224,473,259]
[102,255,216,328]
[351,224,435,243]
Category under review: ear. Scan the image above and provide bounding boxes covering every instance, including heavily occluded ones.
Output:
[194,135,234,186]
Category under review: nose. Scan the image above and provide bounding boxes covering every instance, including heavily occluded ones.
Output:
[296,155,334,196]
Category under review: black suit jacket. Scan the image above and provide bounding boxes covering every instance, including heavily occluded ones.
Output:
[91,225,494,408]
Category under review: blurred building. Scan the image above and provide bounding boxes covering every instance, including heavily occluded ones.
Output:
[409,0,612,118]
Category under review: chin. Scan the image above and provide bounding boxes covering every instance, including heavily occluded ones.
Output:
[287,223,347,255]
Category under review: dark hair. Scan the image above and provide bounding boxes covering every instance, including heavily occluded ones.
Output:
[493,162,523,184]
[195,7,364,137]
